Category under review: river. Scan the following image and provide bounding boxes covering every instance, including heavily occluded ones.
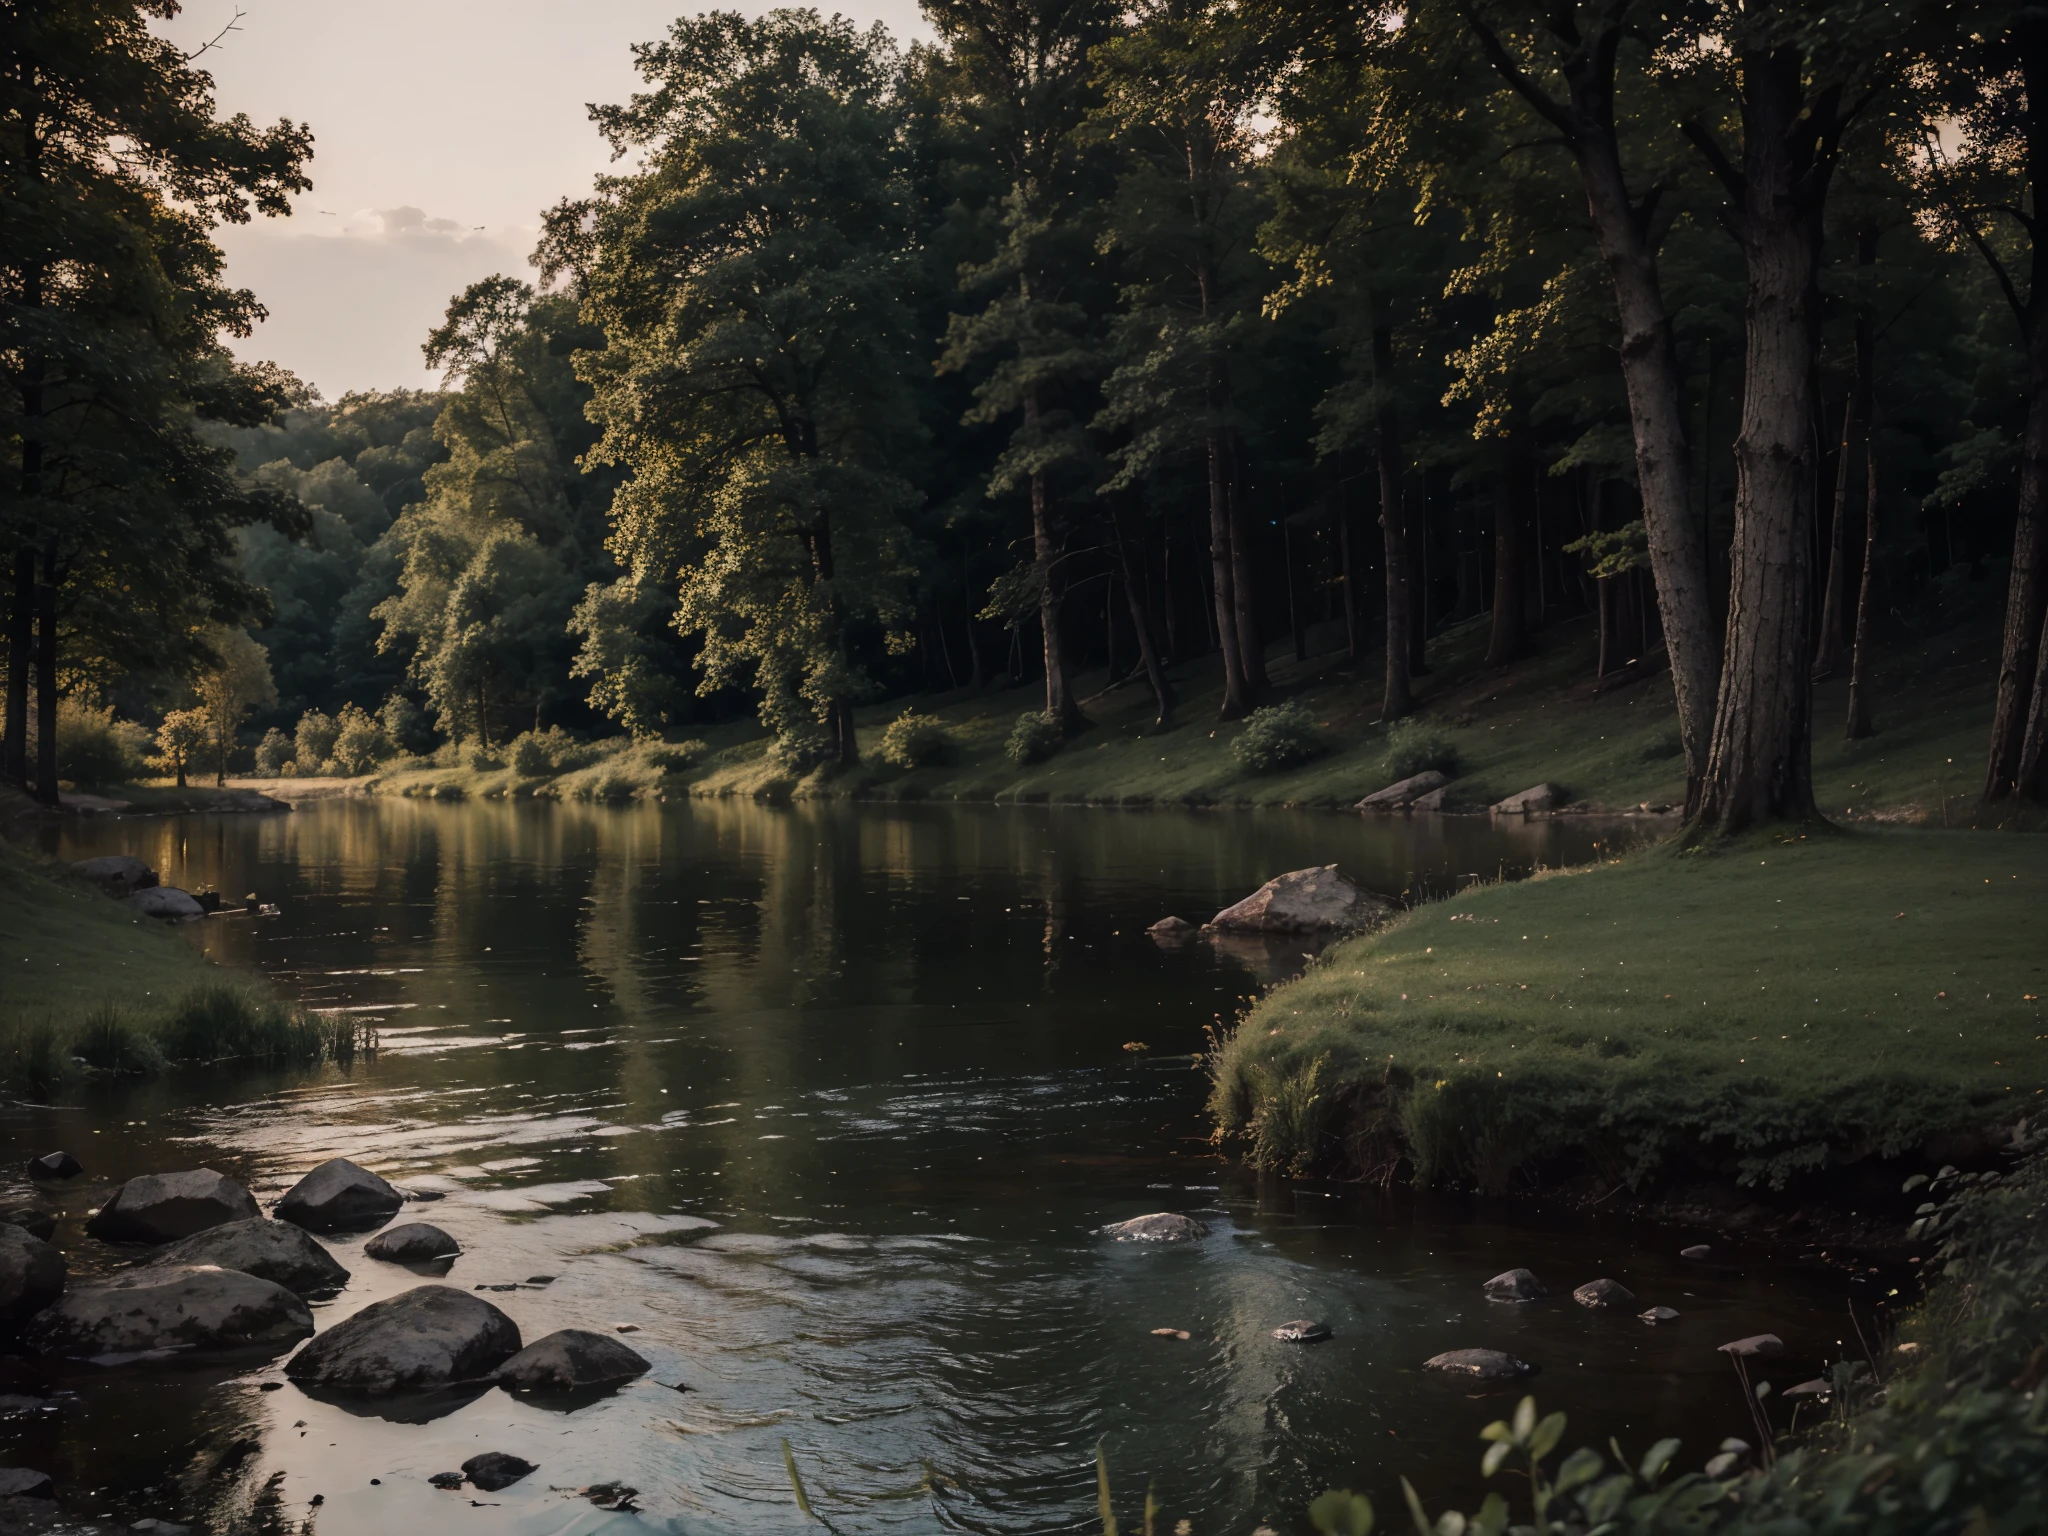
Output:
[9,798,1866,1535]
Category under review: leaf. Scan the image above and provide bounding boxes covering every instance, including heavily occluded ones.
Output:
[1433,1513,1467,1536]
[1307,1489,1375,1536]
[1901,1173,1929,1193]
[1481,1441,1512,1478]
[1583,1474,1633,1525]
[1469,1493,1509,1536]
[1401,1478,1434,1536]
[1096,1439,1117,1536]
[1511,1396,1537,1444]
[1638,1438,1682,1486]
[1478,1420,1514,1444]
[1528,1412,1568,1463]
[1555,1447,1604,1494]
[1920,1460,1959,1512]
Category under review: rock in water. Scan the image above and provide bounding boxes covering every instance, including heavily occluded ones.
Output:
[1424,1349,1540,1381]
[1356,770,1449,810]
[1572,1278,1635,1310]
[1271,1320,1331,1343]
[0,1467,54,1498]
[494,1329,650,1394]
[71,855,157,897]
[428,1472,464,1490]
[152,1219,350,1297]
[1483,1268,1547,1302]
[1146,916,1198,941]
[27,1266,312,1357]
[275,1158,403,1233]
[26,1151,82,1181]
[1679,1244,1712,1260]
[362,1223,460,1263]
[1099,1213,1208,1243]
[1207,866,1394,935]
[1,1209,55,1241]
[1638,1306,1681,1325]
[121,887,207,921]
[462,1453,537,1492]
[1490,783,1564,814]
[0,1226,65,1325]
[85,1169,260,1243]
[1717,1334,1784,1359]
[283,1285,521,1395]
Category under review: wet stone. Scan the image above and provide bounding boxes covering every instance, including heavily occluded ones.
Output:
[1271,1320,1331,1343]
[363,1223,460,1263]
[0,1468,54,1499]
[152,1219,349,1297]
[462,1453,536,1492]
[275,1159,404,1233]
[1717,1334,1784,1358]
[1424,1349,1540,1381]
[283,1285,520,1396]
[85,1169,259,1244]
[1572,1278,1636,1311]
[1099,1213,1207,1243]
[1680,1244,1712,1260]
[0,1211,55,1242]
[0,1226,65,1325]
[1639,1306,1681,1324]
[1483,1268,1547,1302]
[26,1152,81,1182]
[495,1329,650,1393]
[428,1472,464,1490]
[27,1265,312,1358]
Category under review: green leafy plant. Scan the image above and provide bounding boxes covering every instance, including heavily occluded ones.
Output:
[253,728,293,777]
[1232,701,1325,773]
[1382,719,1458,781]
[1007,711,1062,766]
[55,699,148,787]
[330,703,393,776]
[73,1005,162,1075]
[879,709,955,769]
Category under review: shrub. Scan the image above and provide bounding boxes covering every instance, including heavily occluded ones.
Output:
[0,1017,63,1099]
[149,709,211,787]
[329,703,391,776]
[772,722,835,773]
[641,740,705,774]
[380,694,436,756]
[73,1005,161,1075]
[878,709,954,769]
[1006,710,1061,766]
[253,728,293,777]
[157,985,326,1064]
[56,699,148,786]
[1232,701,1325,774]
[507,726,609,776]
[463,739,504,771]
[295,709,340,775]
[1382,718,1459,781]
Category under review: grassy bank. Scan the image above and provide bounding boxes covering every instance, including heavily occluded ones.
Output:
[1209,828,2047,1202]
[261,612,2008,824]
[0,835,361,1096]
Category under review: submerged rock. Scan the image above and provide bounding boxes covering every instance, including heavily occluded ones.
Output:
[1424,1349,1539,1381]
[0,1226,65,1325]
[1100,1213,1207,1243]
[428,1472,464,1490]
[1717,1334,1783,1359]
[1271,1320,1331,1343]
[86,1169,260,1244]
[276,1158,403,1233]
[0,1467,54,1499]
[1356,770,1449,810]
[494,1328,649,1393]
[1483,1268,1547,1303]
[1491,783,1564,815]
[1639,1306,1681,1325]
[1572,1278,1635,1311]
[363,1223,460,1264]
[1207,865,1394,935]
[121,887,207,921]
[1146,916,1198,941]
[71,855,157,897]
[462,1453,537,1492]
[28,1265,312,1357]
[152,1219,349,1297]
[26,1151,81,1181]
[283,1285,520,1396]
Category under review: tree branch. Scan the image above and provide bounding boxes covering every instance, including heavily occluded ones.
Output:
[1462,7,1579,145]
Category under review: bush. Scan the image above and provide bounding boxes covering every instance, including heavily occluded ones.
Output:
[157,985,326,1064]
[1382,718,1459,780]
[73,1005,161,1076]
[329,703,391,776]
[772,722,835,773]
[294,709,339,775]
[641,740,705,774]
[463,739,505,771]
[878,709,954,769]
[1232,701,1325,774]
[507,726,610,776]
[253,728,292,777]
[0,1017,63,1099]
[380,694,436,756]
[56,699,148,786]
[1006,710,1061,766]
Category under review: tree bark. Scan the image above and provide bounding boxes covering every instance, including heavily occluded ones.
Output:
[1375,317,1411,721]
[1207,432,1251,718]
[1026,391,1086,735]
[1690,49,1832,834]
[1226,451,1266,694]
[1814,232,1877,679]
[33,549,58,805]
[1485,431,1531,668]
[2016,604,2048,797]
[1110,503,1176,726]
[4,549,29,789]
[1338,469,1361,664]
[1845,419,1881,740]
[1406,478,1430,675]
[1284,519,1306,662]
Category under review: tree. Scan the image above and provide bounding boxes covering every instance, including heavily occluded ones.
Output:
[150,709,208,789]
[1,0,311,803]
[194,626,276,784]
[543,10,925,767]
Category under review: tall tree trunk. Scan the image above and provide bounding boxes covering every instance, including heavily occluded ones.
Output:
[1845,418,1882,740]
[1691,50,1832,835]
[1986,24,2048,799]
[964,556,984,691]
[2016,606,2048,797]
[4,549,29,789]
[1226,450,1266,693]
[33,549,57,805]
[1026,392,1085,735]
[1814,232,1877,679]
[1375,318,1411,721]
[1339,468,1361,664]
[1468,11,1721,793]
[1110,503,1176,726]
[1406,479,1430,674]
[1207,432,1251,718]
[1485,431,1531,668]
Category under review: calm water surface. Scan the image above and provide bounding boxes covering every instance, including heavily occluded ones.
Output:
[10,800,1865,1535]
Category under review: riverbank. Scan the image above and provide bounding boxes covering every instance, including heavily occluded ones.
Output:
[1209,827,2046,1248]
[226,612,2010,823]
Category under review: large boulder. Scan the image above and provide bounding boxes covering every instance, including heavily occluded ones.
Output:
[363,1223,459,1263]
[493,1329,649,1393]
[1424,1349,1539,1381]
[151,1219,349,1297]
[0,1227,64,1325]
[1207,865,1394,935]
[0,1468,54,1499]
[27,1265,312,1358]
[1491,783,1564,815]
[71,855,157,898]
[120,887,206,921]
[1100,1213,1207,1243]
[275,1158,403,1233]
[85,1169,259,1244]
[1,1210,55,1242]
[1356,770,1449,810]
[1572,1278,1635,1311]
[284,1285,521,1396]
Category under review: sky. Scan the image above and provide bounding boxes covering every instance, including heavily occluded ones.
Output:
[159,0,930,399]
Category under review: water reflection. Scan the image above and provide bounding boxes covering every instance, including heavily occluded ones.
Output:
[3,800,1855,1535]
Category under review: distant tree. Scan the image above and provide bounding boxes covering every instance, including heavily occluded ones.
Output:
[151,710,210,790]
[195,628,277,785]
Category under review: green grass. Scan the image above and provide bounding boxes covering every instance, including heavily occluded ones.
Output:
[1209,827,2048,1191]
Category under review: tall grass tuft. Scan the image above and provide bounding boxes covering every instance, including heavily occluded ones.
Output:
[158,985,329,1065]
[1244,1053,1331,1176]
[74,1005,163,1075]
[0,1016,64,1098]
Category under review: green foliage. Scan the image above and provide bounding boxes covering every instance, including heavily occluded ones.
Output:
[1007,711,1062,765]
[253,728,292,777]
[156,986,329,1066]
[641,741,706,773]
[151,709,211,786]
[508,726,607,777]
[0,1018,63,1100]
[73,1005,162,1076]
[55,700,147,786]
[1563,519,1651,580]
[379,694,436,756]
[329,703,392,776]
[1308,1489,1373,1536]
[569,579,690,740]
[1232,701,1325,773]
[295,709,341,775]
[1382,719,1459,781]
[878,710,954,769]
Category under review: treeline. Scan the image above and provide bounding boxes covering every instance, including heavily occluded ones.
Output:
[5,2,2045,830]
